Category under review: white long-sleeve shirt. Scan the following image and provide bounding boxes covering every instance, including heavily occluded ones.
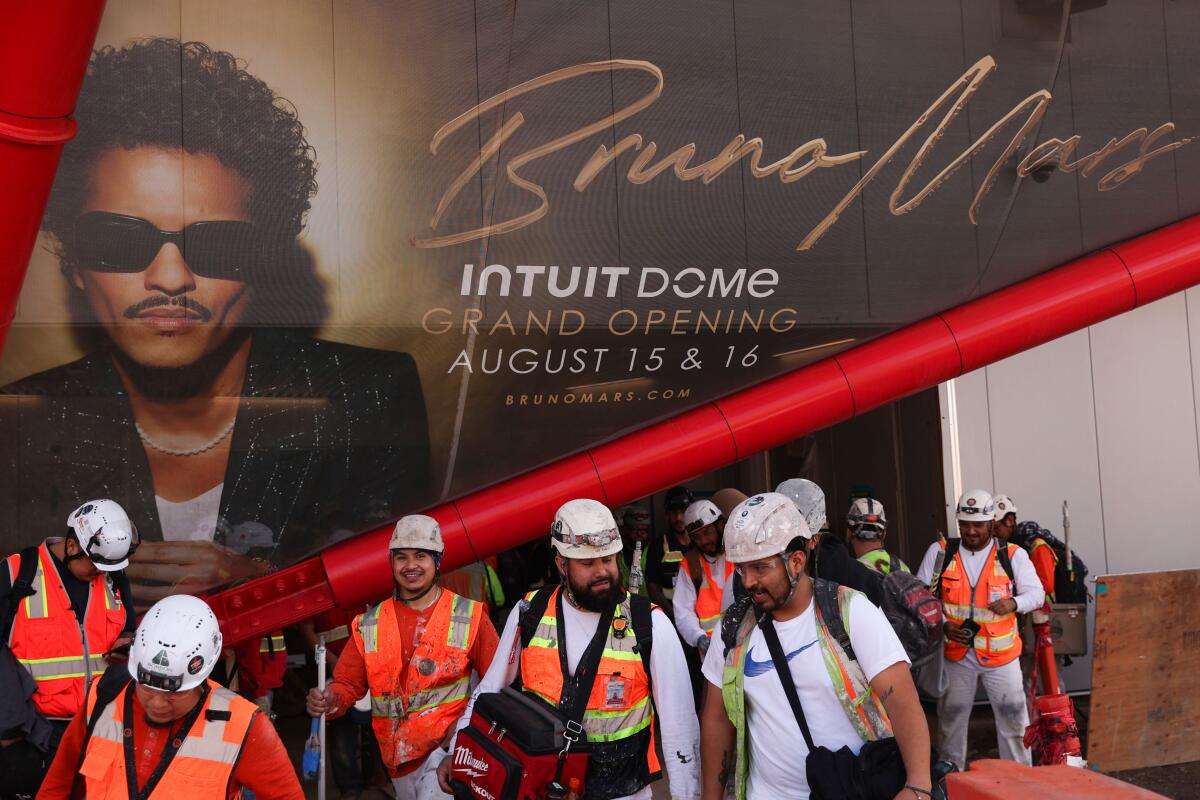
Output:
[672,552,734,650]
[917,537,1045,671]
[451,598,700,800]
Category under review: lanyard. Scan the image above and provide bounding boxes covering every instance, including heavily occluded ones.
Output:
[122,685,207,800]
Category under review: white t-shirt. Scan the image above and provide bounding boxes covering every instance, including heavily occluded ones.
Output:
[701,593,908,800]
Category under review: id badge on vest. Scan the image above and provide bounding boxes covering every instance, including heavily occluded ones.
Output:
[604,673,628,709]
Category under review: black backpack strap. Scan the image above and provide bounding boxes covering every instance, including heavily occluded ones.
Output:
[629,594,654,701]
[70,666,133,799]
[995,543,1016,585]
[813,578,855,663]
[683,549,703,591]
[518,586,556,650]
[3,546,40,645]
[759,614,815,751]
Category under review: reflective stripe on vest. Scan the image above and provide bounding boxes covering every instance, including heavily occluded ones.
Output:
[5,542,126,719]
[352,590,480,772]
[319,624,350,642]
[520,587,655,744]
[79,678,257,799]
[258,634,286,654]
[720,583,892,800]
[681,556,734,635]
[939,541,1022,667]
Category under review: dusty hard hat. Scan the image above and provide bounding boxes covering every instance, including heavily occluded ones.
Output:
[847,497,887,539]
[130,594,222,692]
[956,489,996,522]
[66,499,138,572]
[684,499,722,534]
[664,486,694,511]
[992,494,1018,520]
[551,499,623,559]
[623,506,652,528]
[388,514,444,553]
[725,492,812,564]
[774,478,827,535]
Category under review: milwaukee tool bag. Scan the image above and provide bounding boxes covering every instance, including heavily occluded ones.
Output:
[448,687,589,800]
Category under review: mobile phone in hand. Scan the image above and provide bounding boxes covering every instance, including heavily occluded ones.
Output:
[959,619,981,638]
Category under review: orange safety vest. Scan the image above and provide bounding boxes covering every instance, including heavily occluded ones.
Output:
[520,586,661,777]
[4,540,126,718]
[680,554,734,638]
[939,540,1022,667]
[352,590,482,772]
[78,678,258,799]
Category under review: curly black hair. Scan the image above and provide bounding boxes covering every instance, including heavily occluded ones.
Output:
[43,38,317,251]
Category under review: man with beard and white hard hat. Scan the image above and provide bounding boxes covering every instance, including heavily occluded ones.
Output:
[38,594,302,799]
[674,500,735,657]
[916,490,1043,769]
[308,514,498,800]
[439,498,700,800]
[2,499,139,794]
[700,493,931,800]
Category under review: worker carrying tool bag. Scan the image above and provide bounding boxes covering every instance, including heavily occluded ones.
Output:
[447,686,589,800]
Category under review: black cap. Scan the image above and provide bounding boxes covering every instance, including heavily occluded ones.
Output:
[665,486,693,511]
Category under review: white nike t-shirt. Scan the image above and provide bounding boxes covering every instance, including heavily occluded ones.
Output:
[701,593,908,800]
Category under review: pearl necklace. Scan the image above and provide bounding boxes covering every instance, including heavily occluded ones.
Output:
[136,417,236,457]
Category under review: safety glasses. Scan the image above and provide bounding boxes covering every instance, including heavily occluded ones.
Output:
[72,211,272,281]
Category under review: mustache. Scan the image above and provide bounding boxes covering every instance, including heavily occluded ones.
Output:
[124,294,213,322]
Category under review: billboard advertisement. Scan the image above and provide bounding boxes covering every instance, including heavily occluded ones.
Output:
[1,0,1196,606]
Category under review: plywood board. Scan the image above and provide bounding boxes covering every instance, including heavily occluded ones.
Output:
[1088,569,1200,773]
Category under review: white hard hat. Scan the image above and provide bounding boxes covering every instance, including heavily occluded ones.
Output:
[684,499,722,535]
[956,489,996,522]
[66,499,137,572]
[388,514,444,553]
[774,478,827,534]
[992,494,1018,520]
[129,594,222,692]
[551,499,622,559]
[725,492,812,564]
[847,497,887,539]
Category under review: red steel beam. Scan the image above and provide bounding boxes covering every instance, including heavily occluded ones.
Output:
[0,1,107,356]
[205,215,1200,645]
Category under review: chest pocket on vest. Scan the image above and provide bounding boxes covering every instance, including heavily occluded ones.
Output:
[79,747,117,799]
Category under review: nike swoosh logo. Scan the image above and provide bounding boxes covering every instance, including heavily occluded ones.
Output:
[744,639,818,678]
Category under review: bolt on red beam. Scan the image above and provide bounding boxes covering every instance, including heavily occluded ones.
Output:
[205,215,1200,645]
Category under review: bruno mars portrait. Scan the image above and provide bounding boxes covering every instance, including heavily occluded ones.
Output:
[0,39,432,606]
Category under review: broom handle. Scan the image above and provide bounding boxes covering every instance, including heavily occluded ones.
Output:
[317,634,327,800]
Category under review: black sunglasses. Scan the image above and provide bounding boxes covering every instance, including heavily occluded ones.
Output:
[72,211,275,281]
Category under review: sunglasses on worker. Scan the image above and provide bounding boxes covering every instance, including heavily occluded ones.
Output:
[72,211,275,281]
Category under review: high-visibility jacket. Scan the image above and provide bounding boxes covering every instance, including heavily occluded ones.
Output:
[858,549,911,575]
[4,540,126,719]
[78,677,258,799]
[314,608,353,658]
[233,631,287,700]
[352,590,483,772]
[520,586,662,793]
[657,539,686,600]
[679,554,734,638]
[1028,538,1058,601]
[938,540,1022,667]
[720,581,892,800]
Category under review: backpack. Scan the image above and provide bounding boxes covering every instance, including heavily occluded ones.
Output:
[2,546,41,645]
[1011,520,1090,603]
[877,571,944,667]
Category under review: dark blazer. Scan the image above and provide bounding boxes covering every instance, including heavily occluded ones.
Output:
[0,330,432,568]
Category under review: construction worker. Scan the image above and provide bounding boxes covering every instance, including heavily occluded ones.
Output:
[619,506,653,596]
[846,497,911,574]
[2,499,137,788]
[700,493,931,800]
[439,498,700,800]
[675,499,734,656]
[916,489,1044,769]
[992,495,1056,601]
[232,630,288,715]
[646,485,694,617]
[306,515,498,800]
[38,594,302,799]
[775,478,886,606]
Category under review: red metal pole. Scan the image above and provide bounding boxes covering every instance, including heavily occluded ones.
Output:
[205,215,1200,645]
[0,1,107,355]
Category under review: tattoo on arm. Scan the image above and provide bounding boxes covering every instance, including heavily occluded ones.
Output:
[718,750,732,788]
[879,685,896,703]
